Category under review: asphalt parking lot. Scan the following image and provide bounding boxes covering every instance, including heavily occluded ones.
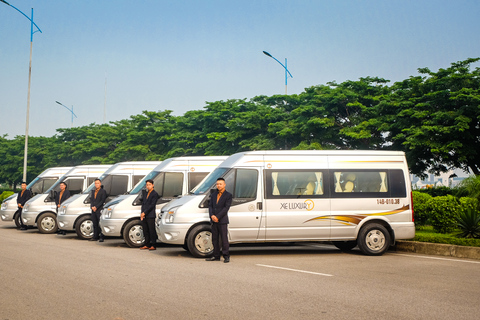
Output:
[1,224,479,320]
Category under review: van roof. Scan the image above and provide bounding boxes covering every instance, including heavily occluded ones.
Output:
[152,156,228,172]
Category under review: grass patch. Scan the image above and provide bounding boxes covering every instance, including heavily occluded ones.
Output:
[413,226,480,247]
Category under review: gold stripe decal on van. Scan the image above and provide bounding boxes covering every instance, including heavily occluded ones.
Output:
[304,205,410,225]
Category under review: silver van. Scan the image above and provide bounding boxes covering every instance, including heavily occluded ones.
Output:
[57,161,161,239]
[1,167,72,227]
[21,165,111,233]
[100,156,227,247]
[158,150,415,257]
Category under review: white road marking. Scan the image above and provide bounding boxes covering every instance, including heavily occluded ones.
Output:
[394,253,480,264]
[256,264,333,277]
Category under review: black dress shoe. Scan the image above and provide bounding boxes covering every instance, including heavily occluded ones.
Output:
[89,238,98,241]
[224,257,230,263]
[99,238,104,242]
[19,227,27,230]
[205,257,220,261]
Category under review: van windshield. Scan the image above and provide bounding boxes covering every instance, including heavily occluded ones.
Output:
[129,171,161,194]
[192,168,228,195]
[28,177,58,196]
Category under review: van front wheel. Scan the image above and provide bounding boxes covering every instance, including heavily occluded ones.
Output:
[38,212,58,234]
[123,220,145,248]
[187,224,214,258]
[75,215,93,240]
[357,223,391,256]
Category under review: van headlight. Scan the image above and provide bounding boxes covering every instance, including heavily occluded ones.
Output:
[164,207,179,224]
[1,201,8,210]
[23,203,29,212]
[103,205,115,219]
[59,205,67,215]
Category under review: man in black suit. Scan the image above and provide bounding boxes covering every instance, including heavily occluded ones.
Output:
[139,179,159,250]
[16,182,32,231]
[206,177,233,263]
[89,178,107,242]
[55,182,71,212]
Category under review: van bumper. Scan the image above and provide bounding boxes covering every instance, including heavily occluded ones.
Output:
[158,222,189,245]
[392,222,415,240]
[99,216,125,237]
[57,214,78,231]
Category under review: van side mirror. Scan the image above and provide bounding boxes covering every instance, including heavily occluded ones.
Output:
[48,190,56,201]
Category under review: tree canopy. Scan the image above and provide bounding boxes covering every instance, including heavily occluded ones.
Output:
[1,58,479,186]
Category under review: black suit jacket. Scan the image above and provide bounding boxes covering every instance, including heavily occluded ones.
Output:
[17,189,32,207]
[141,189,159,219]
[209,190,232,224]
[90,187,107,212]
[55,190,71,207]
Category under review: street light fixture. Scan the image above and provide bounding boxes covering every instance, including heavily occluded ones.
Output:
[263,50,293,95]
[55,101,78,128]
[1,0,42,183]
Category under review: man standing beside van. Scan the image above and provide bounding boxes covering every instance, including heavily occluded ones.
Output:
[90,179,107,242]
[140,179,159,250]
[55,182,71,212]
[17,182,32,231]
[206,178,232,263]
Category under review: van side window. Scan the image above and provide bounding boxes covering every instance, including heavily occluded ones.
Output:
[389,169,407,197]
[188,172,208,191]
[66,178,84,195]
[109,175,129,196]
[42,178,57,193]
[87,177,96,186]
[133,175,144,188]
[221,169,258,205]
[163,172,183,197]
[266,170,325,198]
[333,171,388,193]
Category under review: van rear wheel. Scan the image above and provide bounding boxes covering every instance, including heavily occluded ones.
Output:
[75,215,93,240]
[357,223,391,256]
[123,220,145,248]
[187,224,214,258]
[38,212,58,234]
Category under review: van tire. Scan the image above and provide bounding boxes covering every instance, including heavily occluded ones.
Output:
[75,215,94,240]
[14,213,21,228]
[37,212,58,234]
[332,241,357,252]
[187,224,214,258]
[357,223,391,256]
[123,220,145,248]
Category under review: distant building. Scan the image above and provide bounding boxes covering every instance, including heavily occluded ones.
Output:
[411,169,471,189]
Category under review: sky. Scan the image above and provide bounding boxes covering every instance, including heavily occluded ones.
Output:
[1,0,479,138]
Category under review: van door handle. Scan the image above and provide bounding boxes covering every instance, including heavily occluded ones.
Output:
[256,202,262,210]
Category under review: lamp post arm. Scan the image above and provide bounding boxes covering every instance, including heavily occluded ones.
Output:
[0,1,42,39]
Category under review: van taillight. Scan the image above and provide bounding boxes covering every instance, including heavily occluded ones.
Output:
[410,191,414,222]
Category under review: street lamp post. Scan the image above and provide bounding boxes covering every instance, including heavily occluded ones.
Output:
[1,0,42,183]
[263,51,293,95]
[56,101,78,128]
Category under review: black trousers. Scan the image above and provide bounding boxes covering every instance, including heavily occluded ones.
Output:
[141,218,157,247]
[211,223,229,258]
[16,208,26,228]
[91,210,102,240]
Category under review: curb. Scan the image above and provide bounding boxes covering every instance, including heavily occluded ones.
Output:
[394,240,480,260]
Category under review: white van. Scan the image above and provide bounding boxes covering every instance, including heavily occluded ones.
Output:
[158,150,415,257]
[1,167,72,227]
[100,156,228,247]
[57,161,162,240]
[21,165,112,233]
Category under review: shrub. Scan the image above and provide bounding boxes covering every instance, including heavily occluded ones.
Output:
[427,195,461,233]
[456,198,480,239]
[415,185,454,197]
[412,191,433,226]
[0,191,15,203]
[454,175,480,201]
